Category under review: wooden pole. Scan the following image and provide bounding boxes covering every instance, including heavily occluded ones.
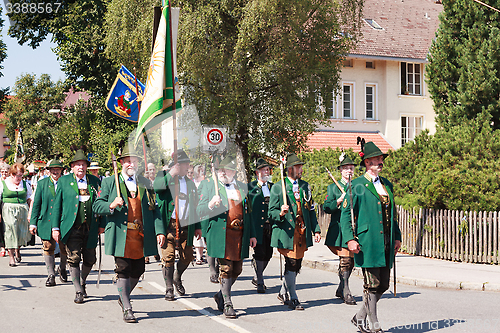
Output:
[325,167,345,194]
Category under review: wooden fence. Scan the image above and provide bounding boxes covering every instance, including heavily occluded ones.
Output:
[317,206,499,264]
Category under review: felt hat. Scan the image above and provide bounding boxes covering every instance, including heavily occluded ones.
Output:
[337,153,355,170]
[46,158,63,169]
[255,158,272,170]
[70,149,90,166]
[118,145,141,161]
[219,154,237,171]
[285,153,305,169]
[360,141,388,166]
[87,161,102,170]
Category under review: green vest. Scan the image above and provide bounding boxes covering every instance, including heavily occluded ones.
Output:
[1,180,27,204]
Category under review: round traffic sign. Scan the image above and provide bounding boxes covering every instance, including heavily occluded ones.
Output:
[207,128,223,145]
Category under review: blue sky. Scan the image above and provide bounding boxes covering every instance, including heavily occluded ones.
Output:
[1,6,65,94]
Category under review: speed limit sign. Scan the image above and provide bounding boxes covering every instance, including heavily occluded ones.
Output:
[203,126,226,151]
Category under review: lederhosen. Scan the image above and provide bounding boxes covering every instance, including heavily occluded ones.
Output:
[253,182,273,262]
[65,178,96,267]
[278,182,306,273]
[161,178,192,267]
[219,186,244,279]
[362,189,392,294]
[115,184,145,279]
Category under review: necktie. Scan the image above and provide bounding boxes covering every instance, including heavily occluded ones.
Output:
[128,177,133,182]
[78,179,84,183]
[374,176,379,183]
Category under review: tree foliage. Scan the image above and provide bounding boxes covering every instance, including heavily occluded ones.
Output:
[177,0,363,172]
[7,0,116,96]
[383,112,500,212]
[0,6,7,79]
[427,0,500,130]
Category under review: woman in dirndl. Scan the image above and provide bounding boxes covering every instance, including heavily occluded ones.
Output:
[1,163,32,266]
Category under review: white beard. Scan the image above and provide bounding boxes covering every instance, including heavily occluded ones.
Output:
[125,167,137,177]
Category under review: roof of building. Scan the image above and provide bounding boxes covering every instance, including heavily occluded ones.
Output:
[306,130,395,153]
[351,0,443,60]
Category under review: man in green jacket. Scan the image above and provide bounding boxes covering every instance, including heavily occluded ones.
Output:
[29,157,68,287]
[323,153,356,305]
[269,154,321,311]
[153,149,202,301]
[52,147,104,304]
[248,158,274,293]
[93,146,161,323]
[197,154,257,319]
[340,142,401,333]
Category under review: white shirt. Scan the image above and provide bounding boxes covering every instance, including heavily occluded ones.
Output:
[171,176,189,220]
[258,180,270,197]
[368,173,387,196]
[223,179,240,201]
[76,176,90,202]
[121,172,137,194]
[0,177,33,200]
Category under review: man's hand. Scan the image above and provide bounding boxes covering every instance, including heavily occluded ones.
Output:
[157,234,166,247]
[314,232,321,243]
[169,163,181,177]
[29,225,37,235]
[194,229,202,240]
[347,239,361,254]
[336,193,346,206]
[98,227,105,235]
[209,195,222,210]
[52,230,61,243]
[280,204,289,217]
[249,237,257,248]
[109,197,124,210]
[394,239,401,253]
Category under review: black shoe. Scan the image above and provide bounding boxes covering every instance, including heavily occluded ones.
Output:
[210,274,219,284]
[74,292,84,304]
[277,293,290,305]
[165,288,175,301]
[123,309,137,323]
[344,293,357,305]
[351,314,370,333]
[154,254,160,261]
[213,291,224,312]
[46,274,56,287]
[257,283,266,294]
[118,297,123,310]
[288,299,304,310]
[251,277,258,287]
[81,284,88,298]
[173,277,185,296]
[144,257,150,264]
[223,304,237,319]
[57,267,68,283]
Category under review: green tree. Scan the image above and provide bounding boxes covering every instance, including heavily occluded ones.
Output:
[177,0,363,173]
[3,74,65,163]
[6,0,116,96]
[427,0,500,130]
[383,112,500,211]
[0,6,7,78]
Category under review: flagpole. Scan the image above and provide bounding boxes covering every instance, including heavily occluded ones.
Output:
[133,66,149,169]
[168,1,180,249]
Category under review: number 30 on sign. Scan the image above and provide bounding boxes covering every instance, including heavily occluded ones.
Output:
[203,127,226,151]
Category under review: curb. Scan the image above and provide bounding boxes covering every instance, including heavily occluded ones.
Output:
[300,258,499,293]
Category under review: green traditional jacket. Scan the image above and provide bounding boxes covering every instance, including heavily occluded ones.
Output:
[153,172,201,246]
[29,176,58,241]
[269,178,321,250]
[323,178,348,248]
[93,174,161,257]
[248,180,274,244]
[52,173,104,248]
[340,173,402,268]
[197,178,255,259]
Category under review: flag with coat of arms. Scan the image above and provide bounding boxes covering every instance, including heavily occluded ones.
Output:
[105,65,145,122]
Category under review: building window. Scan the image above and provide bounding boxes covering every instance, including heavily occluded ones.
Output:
[343,59,353,67]
[401,115,423,145]
[364,19,383,30]
[366,85,376,119]
[342,84,353,118]
[401,62,422,95]
[366,61,375,69]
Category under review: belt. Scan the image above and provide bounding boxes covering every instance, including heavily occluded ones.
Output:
[127,220,143,230]
[229,218,243,230]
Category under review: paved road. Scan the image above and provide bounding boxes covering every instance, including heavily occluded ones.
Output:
[1,238,499,333]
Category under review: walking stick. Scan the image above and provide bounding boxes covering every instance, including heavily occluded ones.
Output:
[211,154,220,207]
[393,256,397,296]
[280,153,287,206]
[325,167,345,194]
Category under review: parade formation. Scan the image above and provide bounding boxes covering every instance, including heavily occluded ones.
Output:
[6,138,400,333]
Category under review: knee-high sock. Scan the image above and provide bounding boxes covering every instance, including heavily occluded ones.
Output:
[279,276,288,297]
[116,278,132,310]
[220,278,232,306]
[69,266,83,293]
[81,264,92,285]
[44,254,56,276]
[207,255,218,276]
[284,271,298,300]
[162,266,174,290]
[364,291,381,330]
[174,261,189,282]
[255,260,267,285]
[342,270,353,298]
[130,277,140,293]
